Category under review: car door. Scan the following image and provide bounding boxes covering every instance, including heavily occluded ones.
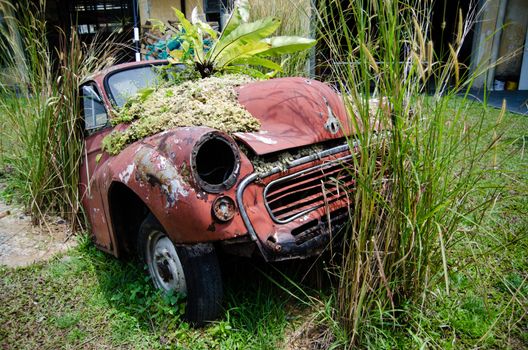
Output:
[79,82,115,252]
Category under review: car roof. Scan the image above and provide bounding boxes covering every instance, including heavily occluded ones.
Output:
[83,59,169,83]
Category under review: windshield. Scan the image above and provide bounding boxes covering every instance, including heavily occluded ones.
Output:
[107,64,181,108]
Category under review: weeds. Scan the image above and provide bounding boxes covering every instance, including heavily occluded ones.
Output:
[316,0,525,347]
[0,0,119,227]
[102,74,259,155]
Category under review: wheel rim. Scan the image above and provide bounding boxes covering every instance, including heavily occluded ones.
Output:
[146,231,187,295]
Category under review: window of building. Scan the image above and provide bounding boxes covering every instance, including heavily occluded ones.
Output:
[204,0,230,27]
[72,0,133,38]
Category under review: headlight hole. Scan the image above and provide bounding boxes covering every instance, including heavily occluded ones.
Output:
[192,134,240,193]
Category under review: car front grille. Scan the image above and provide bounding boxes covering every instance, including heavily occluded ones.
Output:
[264,155,356,223]
[290,207,350,245]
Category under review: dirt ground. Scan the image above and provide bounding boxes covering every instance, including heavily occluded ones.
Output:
[0,187,76,267]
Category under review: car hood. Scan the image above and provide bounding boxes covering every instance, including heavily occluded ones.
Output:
[234,77,354,155]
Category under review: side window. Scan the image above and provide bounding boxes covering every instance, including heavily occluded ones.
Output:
[81,84,108,132]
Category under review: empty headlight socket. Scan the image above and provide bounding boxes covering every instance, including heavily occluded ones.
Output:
[190,132,241,193]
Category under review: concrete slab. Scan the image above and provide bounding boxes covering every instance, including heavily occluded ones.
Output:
[467,90,528,115]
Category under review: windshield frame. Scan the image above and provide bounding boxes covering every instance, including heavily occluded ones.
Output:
[103,62,184,108]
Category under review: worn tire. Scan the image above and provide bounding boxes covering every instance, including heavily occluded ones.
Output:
[137,214,223,325]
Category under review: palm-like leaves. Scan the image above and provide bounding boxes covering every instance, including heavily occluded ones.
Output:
[170,0,316,78]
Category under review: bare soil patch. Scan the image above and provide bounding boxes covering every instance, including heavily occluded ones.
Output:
[0,185,76,267]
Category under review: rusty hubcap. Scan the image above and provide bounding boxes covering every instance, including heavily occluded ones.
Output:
[146,231,187,295]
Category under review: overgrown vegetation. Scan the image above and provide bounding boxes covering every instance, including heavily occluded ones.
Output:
[0,0,317,219]
[249,0,313,77]
[0,0,526,348]
[102,74,259,155]
[316,0,527,348]
[1,101,524,349]
[0,235,297,349]
[166,0,315,78]
[0,0,119,226]
[0,99,528,349]
[102,0,317,155]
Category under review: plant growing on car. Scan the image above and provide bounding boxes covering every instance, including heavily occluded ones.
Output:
[249,0,313,77]
[169,0,316,78]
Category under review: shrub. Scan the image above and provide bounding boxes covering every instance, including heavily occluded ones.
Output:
[167,0,316,78]
[0,0,119,227]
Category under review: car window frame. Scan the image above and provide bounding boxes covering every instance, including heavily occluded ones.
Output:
[80,81,110,136]
[103,62,184,109]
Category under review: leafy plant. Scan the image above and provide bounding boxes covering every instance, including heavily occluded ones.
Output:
[168,0,316,78]
[249,0,313,77]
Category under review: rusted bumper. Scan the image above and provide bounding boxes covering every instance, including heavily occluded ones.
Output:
[237,142,357,262]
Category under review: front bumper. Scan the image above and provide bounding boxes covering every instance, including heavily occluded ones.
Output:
[236,142,357,261]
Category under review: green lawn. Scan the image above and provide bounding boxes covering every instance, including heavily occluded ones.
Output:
[0,100,526,349]
[384,100,528,349]
[0,235,300,349]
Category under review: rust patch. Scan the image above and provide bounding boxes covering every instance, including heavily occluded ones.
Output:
[179,162,191,182]
[212,196,236,222]
[266,237,282,253]
[134,147,189,208]
[182,243,214,257]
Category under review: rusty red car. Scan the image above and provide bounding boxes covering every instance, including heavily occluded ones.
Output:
[79,61,357,324]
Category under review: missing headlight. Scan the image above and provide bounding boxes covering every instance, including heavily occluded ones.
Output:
[191,132,240,193]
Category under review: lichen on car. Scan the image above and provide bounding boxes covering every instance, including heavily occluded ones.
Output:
[249,144,325,174]
[102,74,261,155]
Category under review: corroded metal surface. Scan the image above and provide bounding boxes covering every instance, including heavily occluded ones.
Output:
[234,77,354,155]
[236,144,356,261]
[81,127,254,256]
[80,61,361,261]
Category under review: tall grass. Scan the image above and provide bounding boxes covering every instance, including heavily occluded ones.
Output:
[249,0,312,77]
[317,0,500,346]
[0,0,119,227]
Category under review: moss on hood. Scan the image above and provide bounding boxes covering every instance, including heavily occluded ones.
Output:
[102,74,260,155]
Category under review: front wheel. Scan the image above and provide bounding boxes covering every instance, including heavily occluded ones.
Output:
[137,214,223,325]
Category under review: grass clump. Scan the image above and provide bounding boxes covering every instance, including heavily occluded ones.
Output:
[0,0,118,226]
[314,0,527,347]
[297,100,527,349]
[102,74,260,155]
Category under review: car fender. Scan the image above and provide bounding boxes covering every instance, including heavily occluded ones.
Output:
[95,127,252,253]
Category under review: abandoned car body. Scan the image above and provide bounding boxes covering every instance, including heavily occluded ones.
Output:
[80,61,357,324]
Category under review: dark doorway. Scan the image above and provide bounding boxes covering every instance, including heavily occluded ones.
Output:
[45,0,136,63]
[315,0,475,81]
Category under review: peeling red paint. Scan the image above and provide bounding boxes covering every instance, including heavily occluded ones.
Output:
[234,78,354,155]
[80,61,363,262]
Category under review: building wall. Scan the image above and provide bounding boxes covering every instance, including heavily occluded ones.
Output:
[471,0,528,89]
[494,0,528,80]
[471,1,501,88]
[138,0,203,24]
[139,0,180,24]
